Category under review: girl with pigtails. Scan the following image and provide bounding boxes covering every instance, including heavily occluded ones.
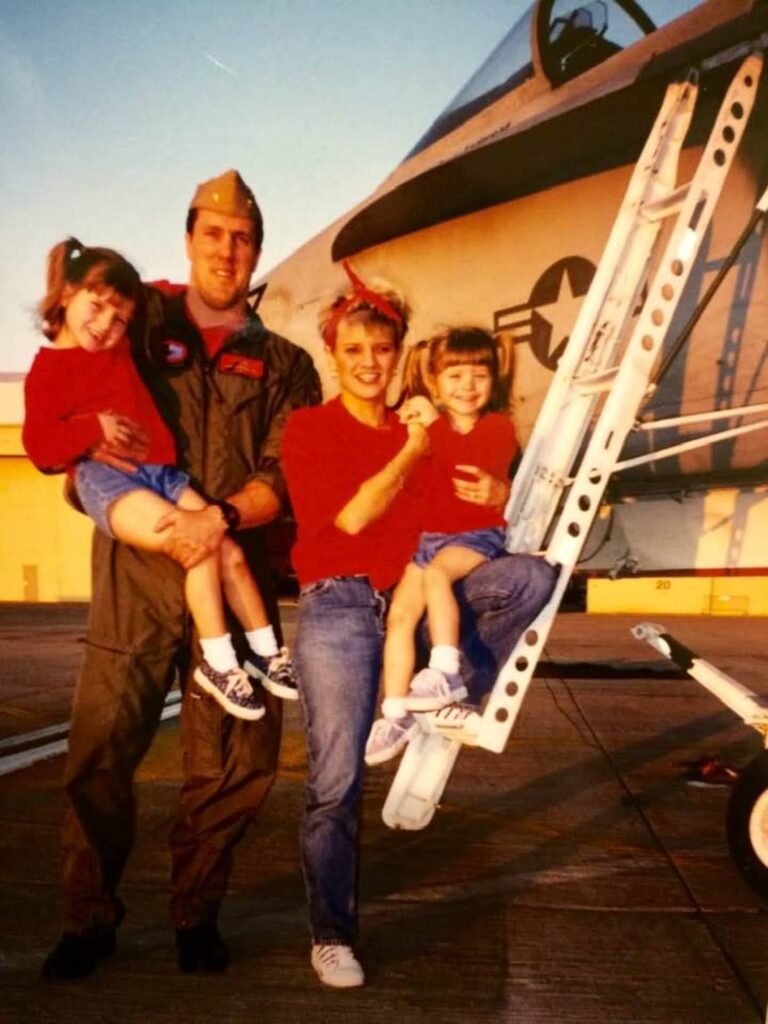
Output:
[23,238,298,721]
[364,325,520,765]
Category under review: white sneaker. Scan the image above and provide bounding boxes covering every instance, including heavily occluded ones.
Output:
[311,943,365,988]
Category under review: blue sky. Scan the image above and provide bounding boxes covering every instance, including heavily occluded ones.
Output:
[0,0,524,372]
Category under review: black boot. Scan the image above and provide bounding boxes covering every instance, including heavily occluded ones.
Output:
[175,923,229,972]
[41,923,117,980]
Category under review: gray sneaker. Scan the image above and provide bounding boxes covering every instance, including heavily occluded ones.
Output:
[194,662,265,721]
[405,667,468,711]
[365,714,418,765]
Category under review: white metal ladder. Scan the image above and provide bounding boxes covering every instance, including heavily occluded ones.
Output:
[383,50,767,830]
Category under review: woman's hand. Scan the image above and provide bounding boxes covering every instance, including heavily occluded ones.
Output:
[452,464,511,509]
[397,396,439,428]
[405,419,430,456]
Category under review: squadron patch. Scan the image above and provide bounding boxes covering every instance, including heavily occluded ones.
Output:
[163,339,189,365]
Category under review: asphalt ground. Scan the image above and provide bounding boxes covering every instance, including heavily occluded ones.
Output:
[0,603,767,1023]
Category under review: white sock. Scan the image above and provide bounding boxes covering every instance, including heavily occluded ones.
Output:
[382,696,407,720]
[429,645,460,675]
[200,633,238,673]
[245,625,279,658]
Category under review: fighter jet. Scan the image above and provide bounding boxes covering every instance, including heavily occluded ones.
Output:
[256,0,768,576]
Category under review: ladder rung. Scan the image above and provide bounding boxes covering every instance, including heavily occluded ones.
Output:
[640,182,691,222]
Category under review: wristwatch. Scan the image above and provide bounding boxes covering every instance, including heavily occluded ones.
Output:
[213,499,241,533]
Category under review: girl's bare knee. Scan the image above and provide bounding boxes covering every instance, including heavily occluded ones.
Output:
[220,537,246,576]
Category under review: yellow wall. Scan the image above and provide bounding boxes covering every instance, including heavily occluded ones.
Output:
[588,576,768,616]
[0,426,93,601]
[2,415,767,610]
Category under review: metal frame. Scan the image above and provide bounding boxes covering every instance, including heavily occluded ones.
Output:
[383,48,765,831]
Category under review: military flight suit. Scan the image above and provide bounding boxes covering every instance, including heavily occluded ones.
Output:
[61,286,321,931]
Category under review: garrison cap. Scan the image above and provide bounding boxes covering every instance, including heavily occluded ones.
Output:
[188,169,263,245]
[189,169,259,219]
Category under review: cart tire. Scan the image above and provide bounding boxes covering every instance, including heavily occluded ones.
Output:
[726,750,768,898]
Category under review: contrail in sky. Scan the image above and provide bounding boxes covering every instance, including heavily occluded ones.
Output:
[202,51,237,76]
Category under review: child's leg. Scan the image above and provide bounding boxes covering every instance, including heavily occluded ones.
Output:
[109,486,237,672]
[364,564,425,765]
[381,564,427,718]
[215,530,297,700]
[423,546,488,667]
[217,538,267,629]
[113,485,262,720]
[403,546,488,712]
[170,488,231,644]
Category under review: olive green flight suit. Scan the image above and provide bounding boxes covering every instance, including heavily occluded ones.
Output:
[61,288,321,930]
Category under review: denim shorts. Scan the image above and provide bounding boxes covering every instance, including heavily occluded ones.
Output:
[412,526,507,568]
[74,459,190,538]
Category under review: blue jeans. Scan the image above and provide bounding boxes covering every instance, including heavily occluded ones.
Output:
[294,554,557,944]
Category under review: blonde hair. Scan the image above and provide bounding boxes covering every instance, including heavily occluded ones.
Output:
[318,264,410,349]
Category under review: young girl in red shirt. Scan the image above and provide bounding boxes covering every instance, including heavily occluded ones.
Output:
[365,326,518,764]
[23,238,296,719]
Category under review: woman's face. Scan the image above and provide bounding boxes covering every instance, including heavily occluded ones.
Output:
[327,318,399,405]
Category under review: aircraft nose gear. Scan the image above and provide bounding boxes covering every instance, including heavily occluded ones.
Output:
[634,620,768,899]
[726,753,768,899]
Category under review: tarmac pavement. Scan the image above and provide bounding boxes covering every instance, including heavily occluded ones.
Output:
[0,602,766,1023]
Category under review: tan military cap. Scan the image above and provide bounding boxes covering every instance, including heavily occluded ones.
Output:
[188,169,258,220]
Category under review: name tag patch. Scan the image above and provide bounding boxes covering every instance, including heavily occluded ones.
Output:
[219,352,265,379]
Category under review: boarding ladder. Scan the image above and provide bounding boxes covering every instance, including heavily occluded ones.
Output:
[383,49,768,830]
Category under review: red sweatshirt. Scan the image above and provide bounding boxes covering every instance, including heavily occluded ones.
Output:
[282,397,423,590]
[421,412,518,533]
[23,341,176,473]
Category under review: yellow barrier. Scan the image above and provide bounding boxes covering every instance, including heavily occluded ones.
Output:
[588,576,768,616]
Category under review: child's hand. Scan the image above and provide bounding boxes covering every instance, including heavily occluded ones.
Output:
[397,396,439,427]
[91,412,149,470]
[452,465,511,509]
[97,411,147,450]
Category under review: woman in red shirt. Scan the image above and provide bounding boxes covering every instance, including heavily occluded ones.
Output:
[282,265,557,989]
[282,267,420,989]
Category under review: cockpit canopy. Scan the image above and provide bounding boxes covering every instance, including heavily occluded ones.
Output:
[409,0,702,157]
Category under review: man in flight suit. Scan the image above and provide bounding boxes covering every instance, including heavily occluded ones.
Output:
[43,170,321,979]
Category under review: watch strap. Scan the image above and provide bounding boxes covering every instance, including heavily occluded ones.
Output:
[213,499,241,533]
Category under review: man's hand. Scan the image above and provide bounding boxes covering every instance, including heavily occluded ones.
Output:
[153,505,227,569]
[452,464,511,509]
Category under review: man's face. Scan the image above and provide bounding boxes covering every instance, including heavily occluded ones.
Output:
[185,209,260,311]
